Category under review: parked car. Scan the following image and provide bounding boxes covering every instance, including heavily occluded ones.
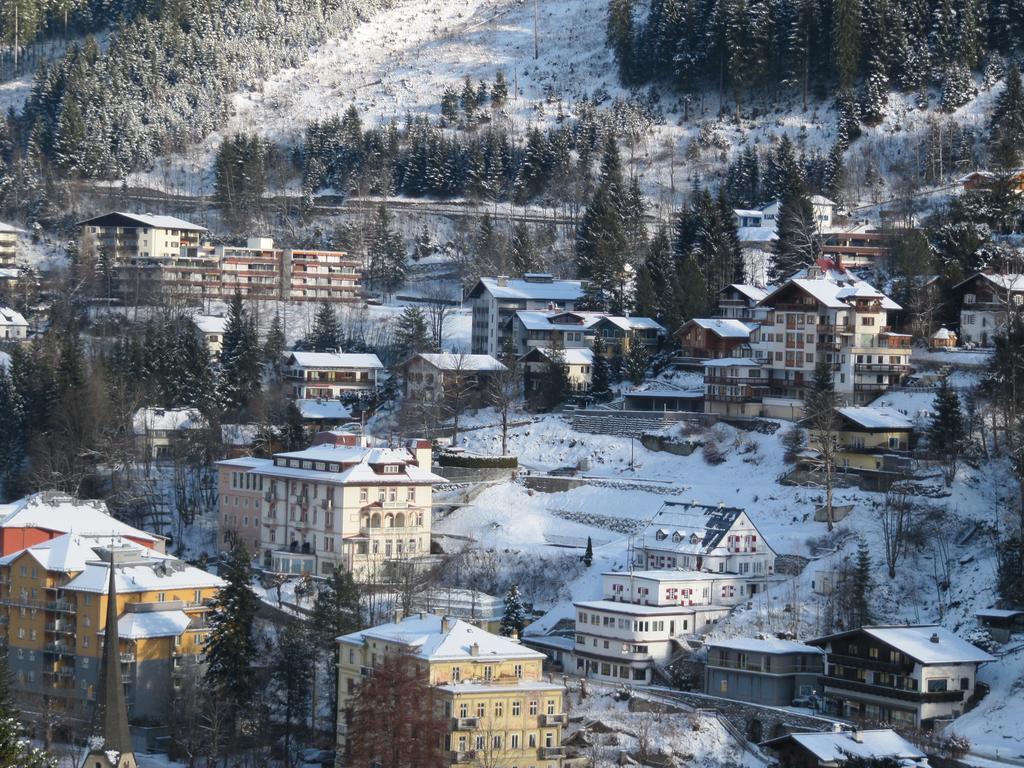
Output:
[792,694,823,709]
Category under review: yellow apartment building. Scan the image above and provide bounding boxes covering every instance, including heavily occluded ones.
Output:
[337,614,567,768]
[0,536,222,729]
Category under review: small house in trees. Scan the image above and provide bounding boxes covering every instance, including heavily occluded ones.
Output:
[295,398,354,429]
[191,314,227,358]
[132,407,207,460]
[677,318,756,360]
[591,316,666,357]
[762,729,928,768]
[521,346,594,394]
[953,272,1024,346]
[282,351,384,398]
[400,352,507,403]
[507,309,603,356]
[806,625,995,728]
[0,306,28,341]
[929,327,957,349]
[805,406,916,476]
[717,284,771,321]
[975,608,1024,643]
[704,637,824,707]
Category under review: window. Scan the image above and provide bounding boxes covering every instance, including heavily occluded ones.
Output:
[510,734,520,748]
[477,702,486,718]
[529,700,538,716]
[494,701,503,717]
[964,293,975,304]
[359,488,368,502]
[384,465,399,474]
[483,666,493,681]
[512,700,521,716]
[514,663,523,678]
[927,678,948,692]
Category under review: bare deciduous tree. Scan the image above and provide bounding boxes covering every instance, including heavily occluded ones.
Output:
[878,488,912,579]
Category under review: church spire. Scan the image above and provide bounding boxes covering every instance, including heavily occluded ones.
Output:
[82,552,136,768]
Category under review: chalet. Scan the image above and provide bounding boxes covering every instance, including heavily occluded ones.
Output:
[718,284,771,321]
[294,398,354,429]
[507,310,603,357]
[467,274,585,356]
[704,637,825,707]
[806,625,995,728]
[521,346,595,394]
[953,272,1024,346]
[400,353,507,402]
[282,351,384,398]
[928,327,957,349]
[633,501,777,581]
[0,306,27,341]
[957,168,1024,193]
[591,315,665,356]
[762,729,928,768]
[809,406,916,475]
[677,318,756,360]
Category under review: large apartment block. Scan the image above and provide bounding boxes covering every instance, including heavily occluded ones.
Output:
[216,432,444,577]
[0,494,222,729]
[337,614,568,767]
[467,274,585,356]
[80,213,362,303]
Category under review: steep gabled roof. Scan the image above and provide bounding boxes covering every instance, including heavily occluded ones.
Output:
[762,729,926,765]
[680,318,754,339]
[637,501,751,556]
[284,351,384,369]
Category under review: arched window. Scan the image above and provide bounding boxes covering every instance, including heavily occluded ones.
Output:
[370,512,382,528]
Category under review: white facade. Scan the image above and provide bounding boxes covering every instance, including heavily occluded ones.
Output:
[0,307,27,341]
[956,273,1024,346]
[467,275,585,356]
[283,352,384,398]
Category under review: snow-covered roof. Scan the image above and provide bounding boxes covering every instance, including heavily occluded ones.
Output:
[737,226,778,243]
[295,399,353,420]
[0,493,160,544]
[953,272,1024,293]
[724,284,771,303]
[623,389,703,399]
[574,599,725,616]
[132,407,205,434]
[684,318,754,338]
[523,347,595,366]
[250,443,446,485]
[78,211,207,231]
[285,351,384,369]
[836,407,915,431]
[976,608,1024,619]
[602,569,741,582]
[811,625,995,665]
[0,533,141,572]
[596,316,666,332]
[764,729,926,765]
[931,327,954,340]
[471,276,584,301]
[702,357,762,368]
[338,614,544,662]
[0,306,27,326]
[117,609,193,639]
[513,310,604,331]
[411,353,507,372]
[734,208,763,217]
[637,501,759,557]
[192,314,227,334]
[0,221,24,234]
[810,195,836,206]
[65,553,223,594]
[763,272,901,311]
[220,423,260,446]
[707,637,824,655]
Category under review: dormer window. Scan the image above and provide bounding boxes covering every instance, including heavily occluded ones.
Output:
[672,532,683,542]
[383,465,399,474]
[655,530,667,541]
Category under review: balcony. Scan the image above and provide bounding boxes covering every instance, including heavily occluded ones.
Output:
[821,675,966,703]
[853,383,892,393]
[47,600,73,613]
[539,747,566,759]
[120,653,136,664]
[854,363,911,374]
[43,642,73,656]
[827,654,911,674]
[539,713,568,726]
[706,657,823,675]
[451,717,479,730]
[449,751,477,764]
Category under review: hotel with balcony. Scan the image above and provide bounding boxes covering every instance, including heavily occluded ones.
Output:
[285,248,361,302]
[336,613,568,767]
[806,625,994,728]
[216,432,445,577]
[283,351,384,399]
[0,530,222,731]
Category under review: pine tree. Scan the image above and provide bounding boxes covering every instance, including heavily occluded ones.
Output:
[590,335,612,402]
[311,568,361,733]
[859,55,889,126]
[205,542,259,721]
[989,65,1024,169]
[941,64,976,112]
[366,205,407,296]
[541,335,570,409]
[509,221,538,275]
[0,368,24,496]
[625,339,649,384]
[500,584,527,637]
[805,358,840,530]
[850,537,873,628]
[835,90,863,150]
[219,292,262,410]
[309,301,343,352]
[771,189,819,283]
[583,536,594,567]
[271,621,314,760]
[833,0,861,90]
[576,136,630,314]
[393,306,432,360]
[0,653,53,767]
[928,372,966,486]
[491,71,508,108]
[263,310,286,374]
[607,0,638,84]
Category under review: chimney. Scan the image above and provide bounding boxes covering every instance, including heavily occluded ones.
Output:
[441,617,451,633]
[930,632,940,644]
[470,642,480,657]
[497,275,509,287]
[851,730,863,743]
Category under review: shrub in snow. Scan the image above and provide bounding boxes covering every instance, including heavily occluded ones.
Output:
[943,734,971,758]
[941,65,977,112]
[702,439,726,465]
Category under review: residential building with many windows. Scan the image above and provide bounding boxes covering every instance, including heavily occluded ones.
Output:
[954,272,1024,346]
[0,536,222,730]
[806,625,995,728]
[336,613,567,768]
[283,351,384,398]
[704,637,825,707]
[400,353,507,403]
[216,432,444,576]
[79,212,208,263]
[467,274,585,356]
